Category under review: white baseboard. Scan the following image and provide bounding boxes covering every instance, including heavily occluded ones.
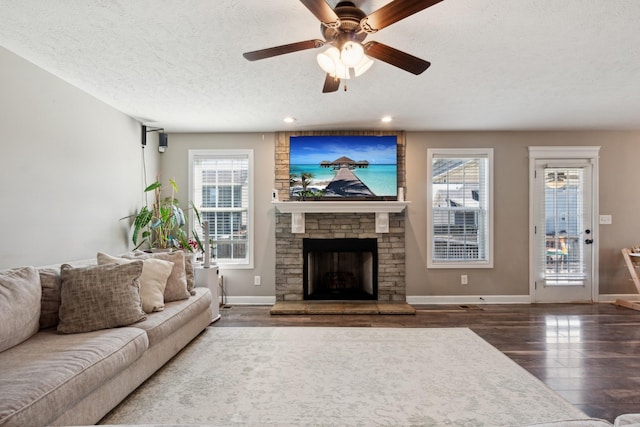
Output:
[222,296,276,305]
[406,295,532,305]
[221,294,634,306]
[408,294,640,305]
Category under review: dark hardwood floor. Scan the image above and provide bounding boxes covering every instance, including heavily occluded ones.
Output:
[213,303,640,422]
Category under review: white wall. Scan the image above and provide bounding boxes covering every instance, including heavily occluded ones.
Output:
[0,46,154,268]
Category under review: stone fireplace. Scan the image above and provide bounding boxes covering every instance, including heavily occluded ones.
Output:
[275,211,405,301]
[273,131,407,303]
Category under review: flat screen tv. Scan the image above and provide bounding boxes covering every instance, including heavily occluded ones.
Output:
[289,135,398,200]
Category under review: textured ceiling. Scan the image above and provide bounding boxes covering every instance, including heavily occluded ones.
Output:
[0,0,639,132]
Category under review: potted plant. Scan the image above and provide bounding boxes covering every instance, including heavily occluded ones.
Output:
[126,177,191,251]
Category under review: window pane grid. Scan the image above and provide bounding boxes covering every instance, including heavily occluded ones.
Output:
[192,154,250,264]
[431,156,489,264]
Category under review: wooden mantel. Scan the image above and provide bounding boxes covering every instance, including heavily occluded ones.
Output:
[272,201,409,233]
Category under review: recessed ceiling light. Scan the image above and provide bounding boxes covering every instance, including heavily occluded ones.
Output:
[381,116,393,123]
[283,117,296,123]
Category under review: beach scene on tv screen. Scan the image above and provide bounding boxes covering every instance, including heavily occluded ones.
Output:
[289,135,397,199]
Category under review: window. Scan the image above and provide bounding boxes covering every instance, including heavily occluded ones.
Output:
[189,149,253,268]
[427,148,493,268]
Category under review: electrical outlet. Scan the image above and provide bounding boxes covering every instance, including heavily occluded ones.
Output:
[254,276,261,286]
[461,275,468,285]
[599,214,612,225]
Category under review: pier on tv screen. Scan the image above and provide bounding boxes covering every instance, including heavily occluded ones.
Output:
[289,135,398,200]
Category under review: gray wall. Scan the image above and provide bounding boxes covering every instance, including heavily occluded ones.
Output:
[165,131,640,299]
[158,133,276,301]
[0,46,157,268]
[405,132,640,297]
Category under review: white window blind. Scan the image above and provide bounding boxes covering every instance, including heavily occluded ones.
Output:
[189,150,253,267]
[427,149,493,268]
[537,166,587,285]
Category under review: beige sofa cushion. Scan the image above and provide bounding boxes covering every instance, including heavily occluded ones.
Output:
[38,267,62,329]
[134,287,212,347]
[124,251,190,302]
[0,266,41,352]
[97,252,173,313]
[0,327,148,427]
[57,262,146,334]
[615,413,640,426]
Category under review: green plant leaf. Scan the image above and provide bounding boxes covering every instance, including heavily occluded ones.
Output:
[190,201,202,226]
[192,230,204,252]
[169,178,178,193]
[132,207,153,245]
[144,181,161,192]
[173,205,186,227]
[177,233,192,252]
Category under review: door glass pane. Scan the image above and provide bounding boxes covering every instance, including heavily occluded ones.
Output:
[544,168,586,285]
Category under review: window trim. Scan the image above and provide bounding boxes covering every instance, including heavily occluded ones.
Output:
[188,149,254,269]
[426,148,494,269]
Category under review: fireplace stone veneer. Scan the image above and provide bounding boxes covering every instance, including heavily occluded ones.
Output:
[273,131,407,303]
[275,212,405,302]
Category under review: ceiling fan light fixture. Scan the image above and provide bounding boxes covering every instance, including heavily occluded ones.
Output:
[353,54,374,77]
[340,41,364,67]
[332,61,351,80]
[317,47,350,79]
[317,47,339,74]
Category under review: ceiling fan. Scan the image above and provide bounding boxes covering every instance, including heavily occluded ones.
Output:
[243,0,444,93]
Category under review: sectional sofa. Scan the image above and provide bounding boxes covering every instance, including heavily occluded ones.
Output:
[0,251,213,427]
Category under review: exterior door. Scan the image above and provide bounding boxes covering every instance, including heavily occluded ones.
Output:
[529,148,599,303]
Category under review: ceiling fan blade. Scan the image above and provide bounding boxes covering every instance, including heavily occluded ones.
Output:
[322,74,340,93]
[300,0,340,26]
[243,39,325,61]
[361,0,444,33]
[364,41,431,75]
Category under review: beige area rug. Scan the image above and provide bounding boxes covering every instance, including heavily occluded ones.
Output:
[100,327,586,426]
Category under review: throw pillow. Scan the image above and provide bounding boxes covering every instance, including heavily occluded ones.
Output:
[97,252,173,313]
[124,251,190,302]
[0,266,41,352]
[38,267,61,329]
[183,252,196,295]
[57,262,146,334]
[127,250,195,294]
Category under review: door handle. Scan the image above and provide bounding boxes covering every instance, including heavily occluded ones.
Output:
[585,239,594,244]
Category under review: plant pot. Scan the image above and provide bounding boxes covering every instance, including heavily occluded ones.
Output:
[149,248,173,253]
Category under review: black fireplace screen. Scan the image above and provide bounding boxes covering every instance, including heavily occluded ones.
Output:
[303,238,378,300]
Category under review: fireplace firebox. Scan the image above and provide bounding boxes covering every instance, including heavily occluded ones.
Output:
[303,238,378,300]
